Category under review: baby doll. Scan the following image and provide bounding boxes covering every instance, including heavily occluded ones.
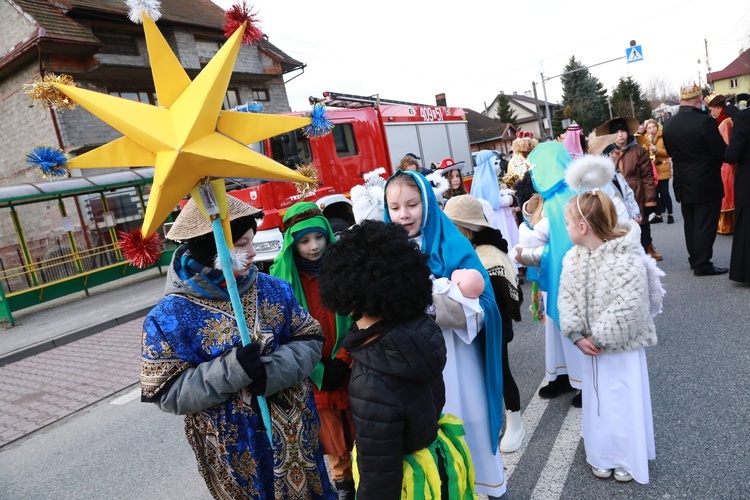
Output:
[432,268,486,343]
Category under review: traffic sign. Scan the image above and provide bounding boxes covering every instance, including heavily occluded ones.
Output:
[626,45,644,63]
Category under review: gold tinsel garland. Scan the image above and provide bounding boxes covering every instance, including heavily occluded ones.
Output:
[502,171,520,188]
[23,73,77,110]
[293,164,320,198]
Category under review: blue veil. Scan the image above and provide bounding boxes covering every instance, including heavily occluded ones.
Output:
[527,142,575,325]
[385,170,505,452]
[470,150,501,209]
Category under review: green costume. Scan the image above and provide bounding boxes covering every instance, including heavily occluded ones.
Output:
[269,202,352,388]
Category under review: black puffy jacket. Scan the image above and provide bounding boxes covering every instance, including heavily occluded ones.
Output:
[341,314,446,500]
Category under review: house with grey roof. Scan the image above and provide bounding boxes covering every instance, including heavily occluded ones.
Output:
[483,91,552,140]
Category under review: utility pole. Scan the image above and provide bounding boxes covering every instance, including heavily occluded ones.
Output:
[532,81,544,137]
[705,38,712,86]
[538,47,630,137]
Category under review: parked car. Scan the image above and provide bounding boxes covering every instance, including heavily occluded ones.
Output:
[471,150,504,177]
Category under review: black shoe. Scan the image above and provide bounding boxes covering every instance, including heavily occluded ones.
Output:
[571,392,582,408]
[334,479,355,500]
[667,215,674,224]
[651,215,663,224]
[694,265,729,276]
[538,375,576,399]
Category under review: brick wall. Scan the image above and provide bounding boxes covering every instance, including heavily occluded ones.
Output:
[0,1,36,51]
[0,62,61,184]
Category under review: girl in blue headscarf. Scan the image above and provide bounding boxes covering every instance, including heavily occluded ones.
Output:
[471,150,520,263]
[385,170,508,500]
[527,142,585,406]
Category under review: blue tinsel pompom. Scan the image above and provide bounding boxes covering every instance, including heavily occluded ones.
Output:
[26,146,69,179]
[303,103,334,139]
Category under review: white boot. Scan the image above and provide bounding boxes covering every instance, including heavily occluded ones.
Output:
[500,410,525,453]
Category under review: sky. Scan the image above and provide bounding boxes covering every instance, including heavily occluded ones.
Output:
[211,0,750,113]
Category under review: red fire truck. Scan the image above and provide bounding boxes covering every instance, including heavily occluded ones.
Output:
[227,91,472,268]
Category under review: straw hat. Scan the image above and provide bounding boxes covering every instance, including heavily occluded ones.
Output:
[443,195,493,232]
[166,195,261,241]
[594,116,639,137]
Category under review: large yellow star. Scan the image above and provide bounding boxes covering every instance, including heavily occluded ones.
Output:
[52,15,311,238]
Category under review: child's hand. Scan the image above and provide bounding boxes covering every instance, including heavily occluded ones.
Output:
[575,337,601,356]
[515,247,523,264]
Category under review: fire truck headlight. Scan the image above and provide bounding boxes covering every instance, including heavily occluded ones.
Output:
[253,240,281,254]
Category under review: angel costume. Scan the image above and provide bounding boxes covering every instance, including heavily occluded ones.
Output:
[559,220,662,483]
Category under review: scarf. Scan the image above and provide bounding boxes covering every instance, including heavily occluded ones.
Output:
[269,202,352,388]
[385,170,505,452]
[175,247,256,300]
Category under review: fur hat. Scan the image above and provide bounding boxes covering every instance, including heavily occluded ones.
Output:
[166,195,261,241]
[443,195,493,232]
[680,82,701,100]
[564,155,616,193]
[350,168,386,223]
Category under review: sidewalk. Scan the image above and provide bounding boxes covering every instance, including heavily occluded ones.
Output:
[0,269,167,448]
[0,268,166,366]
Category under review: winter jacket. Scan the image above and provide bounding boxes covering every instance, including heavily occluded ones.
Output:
[649,130,672,180]
[613,139,657,216]
[558,221,658,353]
[342,314,446,499]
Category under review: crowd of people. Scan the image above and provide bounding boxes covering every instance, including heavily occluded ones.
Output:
[137,81,747,499]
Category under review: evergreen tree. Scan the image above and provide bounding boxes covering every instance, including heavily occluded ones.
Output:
[610,76,653,123]
[495,92,519,128]
[551,103,566,139]
[560,56,609,134]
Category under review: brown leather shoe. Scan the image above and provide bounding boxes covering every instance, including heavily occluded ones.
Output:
[647,244,663,261]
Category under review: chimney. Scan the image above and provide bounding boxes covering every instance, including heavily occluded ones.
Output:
[435,93,447,106]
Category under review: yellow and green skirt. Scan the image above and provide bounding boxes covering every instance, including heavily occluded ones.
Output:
[353,414,476,499]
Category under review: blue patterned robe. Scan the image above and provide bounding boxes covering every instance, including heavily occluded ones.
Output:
[142,270,334,499]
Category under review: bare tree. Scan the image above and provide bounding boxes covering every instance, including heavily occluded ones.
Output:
[643,77,679,108]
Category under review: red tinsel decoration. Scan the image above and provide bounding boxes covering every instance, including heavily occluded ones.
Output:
[223,2,263,45]
[119,229,163,268]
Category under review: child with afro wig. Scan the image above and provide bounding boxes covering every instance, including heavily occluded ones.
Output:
[318,220,476,500]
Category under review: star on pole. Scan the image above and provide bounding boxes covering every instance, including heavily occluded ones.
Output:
[51,14,312,238]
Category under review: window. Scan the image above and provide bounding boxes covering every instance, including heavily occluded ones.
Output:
[252,89,270,102]
[223,89,241,110]
[332,124,358,158]
[93,30,139,56]
[109,90,157,106]
[730,78,739,89]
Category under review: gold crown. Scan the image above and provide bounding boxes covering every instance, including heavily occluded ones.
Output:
[680,83,701,100]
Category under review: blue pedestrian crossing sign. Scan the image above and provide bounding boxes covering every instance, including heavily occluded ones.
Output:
[626,45,644,63]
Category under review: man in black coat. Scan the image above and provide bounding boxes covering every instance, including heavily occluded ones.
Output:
[725,107,750,283]
[662,84,728,276]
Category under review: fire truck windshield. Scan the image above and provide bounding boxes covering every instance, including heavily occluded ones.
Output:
[269,130,313,169]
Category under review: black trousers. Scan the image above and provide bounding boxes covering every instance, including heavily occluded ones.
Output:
[656,179,673,215]
[681,200,721,271]
[640,220,652,251]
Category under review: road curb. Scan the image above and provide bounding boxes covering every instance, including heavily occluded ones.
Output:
[0,305,155,368]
